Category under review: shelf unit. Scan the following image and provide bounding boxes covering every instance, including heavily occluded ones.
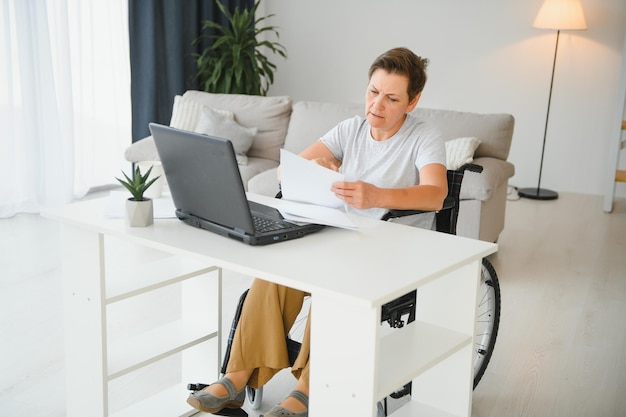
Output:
[380,262,478,416]
[377,321,470,400]
[60,228,221,417]
[311,260,480,417]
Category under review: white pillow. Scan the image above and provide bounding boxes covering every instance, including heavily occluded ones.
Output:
[195,107,257,165]
[445,137,481,170]
[124,99,236,163]
[169,95,234,131]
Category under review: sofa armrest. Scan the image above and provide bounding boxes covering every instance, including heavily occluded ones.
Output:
[125,136,158,162]
[239,159,279,191]
[460,157,515,201]
[247,167,281,196]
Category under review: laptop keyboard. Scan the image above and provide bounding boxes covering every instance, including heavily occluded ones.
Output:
[253,216,292,233]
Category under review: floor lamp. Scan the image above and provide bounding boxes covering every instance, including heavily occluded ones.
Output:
[519,0,587,200]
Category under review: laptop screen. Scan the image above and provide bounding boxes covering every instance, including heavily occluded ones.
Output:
[149,123,256,235]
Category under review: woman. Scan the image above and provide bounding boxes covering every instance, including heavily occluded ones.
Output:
[187,47,448,417]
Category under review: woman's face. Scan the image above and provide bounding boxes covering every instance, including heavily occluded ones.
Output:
[365,69,419,140]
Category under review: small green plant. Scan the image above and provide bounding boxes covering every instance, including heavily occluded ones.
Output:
[192,0,286,96]
[116,166,160,201]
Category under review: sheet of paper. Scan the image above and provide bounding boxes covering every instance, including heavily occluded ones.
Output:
[278,201,357,230]
[247,193,358,230]
[280,149,344,208]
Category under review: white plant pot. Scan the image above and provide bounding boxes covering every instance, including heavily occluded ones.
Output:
[125,198,154,227]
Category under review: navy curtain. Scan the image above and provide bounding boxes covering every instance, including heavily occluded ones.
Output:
[128,0,254,141]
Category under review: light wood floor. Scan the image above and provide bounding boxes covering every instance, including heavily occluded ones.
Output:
[1,192,625,417]
[472,193,626,417]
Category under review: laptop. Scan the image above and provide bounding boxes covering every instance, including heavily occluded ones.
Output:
[149,123,325,245]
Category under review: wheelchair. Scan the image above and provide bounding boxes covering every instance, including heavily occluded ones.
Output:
[188,163,501,416]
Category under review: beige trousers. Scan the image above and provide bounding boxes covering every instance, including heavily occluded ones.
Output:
[225,278,311,389]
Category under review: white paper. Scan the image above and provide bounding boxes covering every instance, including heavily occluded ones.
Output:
[271,150,358,229]
[279,201,357,230]
[280,149,344,208]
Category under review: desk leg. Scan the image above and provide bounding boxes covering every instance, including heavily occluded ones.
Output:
[309,295,379,417]
[60,225,108,417]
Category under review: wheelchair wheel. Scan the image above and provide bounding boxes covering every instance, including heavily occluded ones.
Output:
[473,257,501,388]
[246,385,263,410]
[288,296,311,343]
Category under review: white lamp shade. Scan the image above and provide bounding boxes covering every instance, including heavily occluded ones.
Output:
[533,0,587,30]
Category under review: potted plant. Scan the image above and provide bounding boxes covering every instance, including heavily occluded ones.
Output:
[116,165,161,227]
[192,0,286,96]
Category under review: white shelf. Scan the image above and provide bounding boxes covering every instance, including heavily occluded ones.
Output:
[105,256,217,303]
[377,320,471,400]
[110,385,198,417]
[107,319,218,380]
[102,248,220,416]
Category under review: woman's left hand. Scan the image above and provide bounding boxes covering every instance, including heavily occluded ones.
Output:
[332,180,379,209]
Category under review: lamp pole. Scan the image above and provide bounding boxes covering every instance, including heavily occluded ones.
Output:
[519,29,560,200]
[520,0,587,200]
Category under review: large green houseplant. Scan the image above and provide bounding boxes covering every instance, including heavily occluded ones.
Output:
[193,0,286,96]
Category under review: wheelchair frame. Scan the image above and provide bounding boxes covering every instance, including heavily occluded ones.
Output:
[188,163,502,416]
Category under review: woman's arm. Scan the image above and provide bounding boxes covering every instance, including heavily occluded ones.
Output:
[332,163,448,211]
[298,141,342,171]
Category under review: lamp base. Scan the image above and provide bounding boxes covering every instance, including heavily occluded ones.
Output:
[518,187,558,200]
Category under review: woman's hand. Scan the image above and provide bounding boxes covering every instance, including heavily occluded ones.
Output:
[332,180,379,209]
[311,157,340,172]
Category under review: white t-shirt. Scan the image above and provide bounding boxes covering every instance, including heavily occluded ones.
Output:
[320,113,446,220]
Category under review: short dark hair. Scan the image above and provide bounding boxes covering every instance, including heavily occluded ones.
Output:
[368,47,429,102]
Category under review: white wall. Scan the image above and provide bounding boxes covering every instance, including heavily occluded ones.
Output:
[261,0,626,197]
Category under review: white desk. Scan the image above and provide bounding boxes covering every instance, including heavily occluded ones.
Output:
[43,194,497,417]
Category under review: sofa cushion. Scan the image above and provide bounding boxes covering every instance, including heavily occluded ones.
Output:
[411,108,514,161]
[195,107,257,165]
[283,101,364,153]
[182,91,292,162]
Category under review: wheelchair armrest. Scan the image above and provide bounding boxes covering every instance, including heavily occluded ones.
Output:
[382,165,481,222]
[459,163,483,174]
[381,208,429,221]
[381,195,456,221]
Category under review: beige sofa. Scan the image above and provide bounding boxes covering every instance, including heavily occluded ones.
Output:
[125,91,515,242]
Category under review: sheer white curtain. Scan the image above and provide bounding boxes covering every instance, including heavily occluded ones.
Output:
[0,0,131,218]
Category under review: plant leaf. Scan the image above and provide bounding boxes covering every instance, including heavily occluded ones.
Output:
[115,166,160,201]
[192,0,286,96]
